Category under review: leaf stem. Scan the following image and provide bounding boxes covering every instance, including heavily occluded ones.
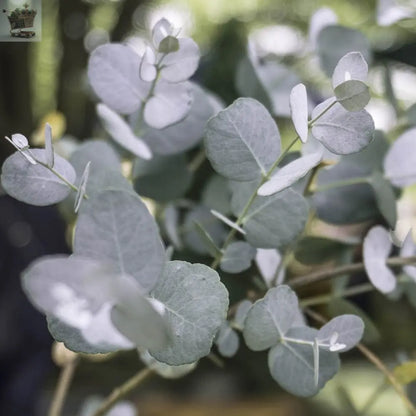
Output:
[290,255,416,289]
[308,99,337,126]
[305,308,416,416]
[91,367,153,416]
[210,135,299,269]
[48,356,80,416]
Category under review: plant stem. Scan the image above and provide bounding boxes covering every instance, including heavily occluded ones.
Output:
[308,99,337,126]
[210,135,299,270]
[91,368,153,416]
[313,176,370,193]
[290,255,416,288]
[305,308,416,416]
[48,356,80,416]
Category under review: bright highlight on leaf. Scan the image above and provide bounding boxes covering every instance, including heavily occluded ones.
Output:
[363,226,396,293]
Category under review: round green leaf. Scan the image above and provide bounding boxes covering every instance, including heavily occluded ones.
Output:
[1,149,76,206]
[88,43,150,115]
[311,98,374,155]
[205,98,281,181]
[332,51,368,88]
[142,83,214,155]
[317,25,371,77]
[220,241,256,274]
[149,261,229,365]
[317,314,364,352]
[243,285,300,351]
[215,323,239,358]
[289,83,309,143]
[74,189,165,292]
[383,127,416,187]
[160,38,200,82]
[334,80,370,112]
[268,326,340,397]
[363,226,396,293]
[243,188,309,249]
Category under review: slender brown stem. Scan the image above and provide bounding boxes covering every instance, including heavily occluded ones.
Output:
[48,356,80,416]
[305,308,416,416]
[290,255,416,288]
[91,368,153,416]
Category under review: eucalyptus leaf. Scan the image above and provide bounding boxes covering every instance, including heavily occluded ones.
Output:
[142,83,214,155]
[88,43,150,114]
[79,396,137,416]
[308,7,338,49]
[289,83,309,143]
[363,226,396,293]
[220,242,256,274]
[48,316,125,354]
[312,132,389,224]
[317,25,371,77]
[74,189,165,292]
[243,285,300,351]
[205,98,281,181]
[334,80,370,112]
[393,361,416,385]
[369,171,397,228]
[215,323,239,357]
[311,98,374,155]
[258,152,322,196]
[160,38,200,82]
[243,188,309,249]
[149,261,229,365]
[317,314,364,352]
[400,230,416,282]
[377,0,414,26]
[255,249,283,287]
[202,175,232,215]
[158,36,180,54]
[332,52,368,88]
[383,127,416,187]
[152,18,174,49]
[133,154,191,202]
[268,326,340,397]
[144,81,193,129]
[97,103,152,160]
[1,149,76,206]
[22,255,134,351]
[234,300,253,330]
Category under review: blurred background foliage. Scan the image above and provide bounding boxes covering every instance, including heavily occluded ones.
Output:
[2,0,416,415]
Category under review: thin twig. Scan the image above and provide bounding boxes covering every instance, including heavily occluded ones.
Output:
[48,356,80,416]
[91,368,153,416]
[290,256,416,288]
[305,308,416,416]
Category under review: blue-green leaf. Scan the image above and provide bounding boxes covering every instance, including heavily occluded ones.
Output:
[205,98,281,181]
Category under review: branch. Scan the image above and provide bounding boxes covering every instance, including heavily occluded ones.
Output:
[48,355,80,416]
[289,255,416,288]
[91,367,153,416]
[305,308,416,416]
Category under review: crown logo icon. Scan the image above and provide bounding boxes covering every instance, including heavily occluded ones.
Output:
[2,2,37,38]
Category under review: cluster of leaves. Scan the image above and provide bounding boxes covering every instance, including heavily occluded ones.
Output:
[2,6,416,412]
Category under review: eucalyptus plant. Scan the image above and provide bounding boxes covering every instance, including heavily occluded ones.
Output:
[2,9,416,416]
